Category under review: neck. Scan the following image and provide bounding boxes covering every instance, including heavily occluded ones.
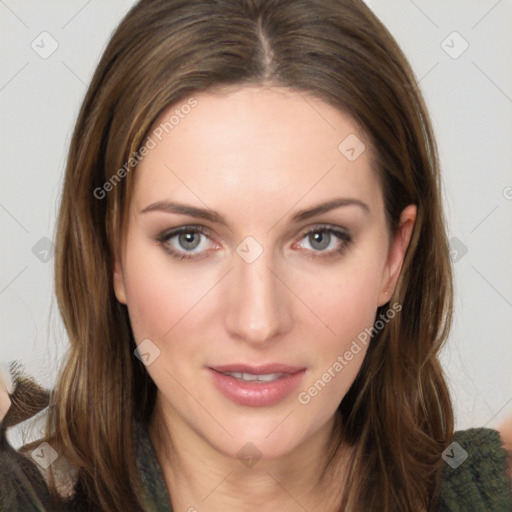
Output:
[148,399,350,512]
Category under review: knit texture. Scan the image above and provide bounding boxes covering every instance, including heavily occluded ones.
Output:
[438,427,512,511]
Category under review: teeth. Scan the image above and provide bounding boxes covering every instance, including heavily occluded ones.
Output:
[223,371,285,382]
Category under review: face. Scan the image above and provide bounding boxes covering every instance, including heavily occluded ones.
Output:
[113,86,415,462]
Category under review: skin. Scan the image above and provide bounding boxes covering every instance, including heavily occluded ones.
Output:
[113,85,417,511]
[0,365,12,422]
[499,414,512,484]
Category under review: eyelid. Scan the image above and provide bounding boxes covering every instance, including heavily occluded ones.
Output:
[156,224,213,241]
[297,223,351,238]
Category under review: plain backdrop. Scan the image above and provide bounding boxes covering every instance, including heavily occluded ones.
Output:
[1,0,511,445]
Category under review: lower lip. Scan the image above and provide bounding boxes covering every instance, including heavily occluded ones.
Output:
[207,368,306,407]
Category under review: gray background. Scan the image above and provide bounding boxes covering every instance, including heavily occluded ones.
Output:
[1,0,511,435]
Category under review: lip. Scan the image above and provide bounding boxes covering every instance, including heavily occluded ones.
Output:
[210,363,306,374]
[207,363,306,407]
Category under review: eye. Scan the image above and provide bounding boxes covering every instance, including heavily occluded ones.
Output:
[294,225,353,259]
[156,225,215,260]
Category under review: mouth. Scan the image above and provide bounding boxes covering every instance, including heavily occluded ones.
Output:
[207,363,306,407]
[217,371,289,383]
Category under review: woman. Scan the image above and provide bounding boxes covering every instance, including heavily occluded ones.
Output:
[1,0,511,510]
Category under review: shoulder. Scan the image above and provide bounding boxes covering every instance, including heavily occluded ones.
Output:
[0,362,79,510]
[439,427,512,511]
[1,424,80,511]
[0,427,53,511]
[0,363,52,510]
[18,437,79,500]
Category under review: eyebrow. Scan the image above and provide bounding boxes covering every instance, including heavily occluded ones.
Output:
[139,197,370,226]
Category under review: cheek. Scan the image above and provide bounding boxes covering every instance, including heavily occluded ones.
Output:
[297,241,388,392]
[294,269,383,417]
[317,279,377,376]
[121,240,195,342]
[305,253,385,337]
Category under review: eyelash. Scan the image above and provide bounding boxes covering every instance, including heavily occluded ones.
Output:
[155,225,353,261]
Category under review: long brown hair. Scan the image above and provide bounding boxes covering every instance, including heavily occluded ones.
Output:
[45,0,454,509]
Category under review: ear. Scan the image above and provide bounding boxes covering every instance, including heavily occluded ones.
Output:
[113,253,127,305]
[377,204,417,306]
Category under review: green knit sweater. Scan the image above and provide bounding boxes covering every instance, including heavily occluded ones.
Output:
[1,419,511,511]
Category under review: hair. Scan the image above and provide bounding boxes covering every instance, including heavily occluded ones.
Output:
[41,0,455,510]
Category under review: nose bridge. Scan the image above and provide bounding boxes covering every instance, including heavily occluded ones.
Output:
[225,241,289,344]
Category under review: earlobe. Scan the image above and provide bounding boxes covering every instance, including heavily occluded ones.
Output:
[113,259,127,305]
[378,204,417,305]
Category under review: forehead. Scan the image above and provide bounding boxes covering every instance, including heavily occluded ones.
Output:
[132,86,381,219]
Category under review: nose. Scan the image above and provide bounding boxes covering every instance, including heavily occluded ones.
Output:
[224,247,292,347]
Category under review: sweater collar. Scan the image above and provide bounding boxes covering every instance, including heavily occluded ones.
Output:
[134,421,173,512]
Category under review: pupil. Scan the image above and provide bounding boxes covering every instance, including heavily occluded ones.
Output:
[180,232,200,250]
[311,231,329,250]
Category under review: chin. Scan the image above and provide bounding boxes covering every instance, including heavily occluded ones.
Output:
[206,415,318,462]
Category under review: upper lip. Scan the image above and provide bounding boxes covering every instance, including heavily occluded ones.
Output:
[209,363,306,375]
